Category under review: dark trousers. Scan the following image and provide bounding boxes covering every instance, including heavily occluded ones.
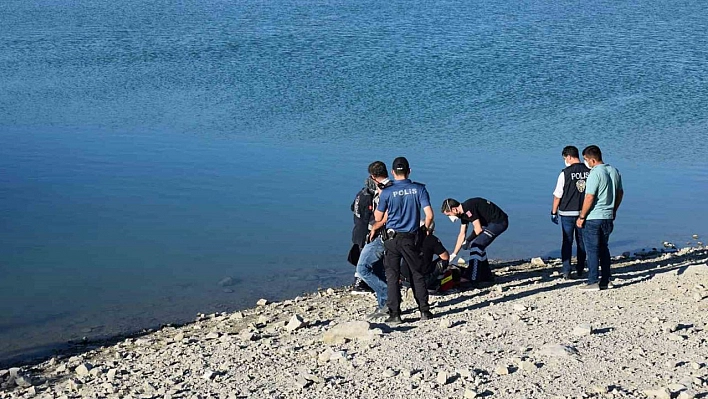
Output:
[583,219,613,286]
[383,234,429,315]
[464,246,494,282]
[560,215,585,276]
[468,220,508,250]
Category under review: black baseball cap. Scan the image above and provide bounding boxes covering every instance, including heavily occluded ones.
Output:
[392,156,410,172]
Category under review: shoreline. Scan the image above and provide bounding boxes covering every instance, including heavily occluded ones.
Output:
[2,246,707,398]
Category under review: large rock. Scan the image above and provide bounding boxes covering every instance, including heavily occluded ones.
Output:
[286,315,306,332]
[530,257,546,266]
[322,321,380,344]
[75,363,92,377]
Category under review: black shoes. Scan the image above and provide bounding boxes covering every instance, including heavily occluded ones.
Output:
[384,314,403,325]
[350,278,373,295]
[420,310,434,321]
[367,307,389,320]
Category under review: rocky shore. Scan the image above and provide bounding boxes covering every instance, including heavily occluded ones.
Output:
[2,246,707,399]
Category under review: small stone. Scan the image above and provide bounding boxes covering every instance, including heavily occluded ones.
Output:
[464,388,479,398]
[322,321,379,344]
[14,376,32,388]
[318,348,335,363]
[690,362,702,370]
[539,344,579,357]
[205,332,220,340]
[519,361,538,372]
[495,285,505,293]
[294,376,311,389]
[257,315,269,325]
[56,364,67,373]
[668,333,687,341]
[75,363,92,377]
[256,298,269,306]
[402,369,413,378]
[693,292,706,301]
[240,331,257,341]
[218,276,235,287]
[573,324,593,336]
[9,368,20,378]
[173,332,185,342]
[286,315,306,332]
[693,234,699,239]
[643,388,671,399]
[512,304,526,312]
[439,319,453,329]
[436,371,449,385]
[203,370,216,380]
[530,257,545,266]
[326,288,335,295]
[668,383,687,393]
[494,365,510,375]
[106,369,117,382]
[678,391,696,399]
[592,386,609,394]
[458,368,472,378]
[89,368,102,377]
[382,369,396,378]
[229,311,244,320]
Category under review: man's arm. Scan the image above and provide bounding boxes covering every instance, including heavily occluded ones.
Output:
[369,211,388,241]
[472,219,483,236]
[423,205,434,232]
[552,172,564,214]
[576,193,595,228]
[374,209,385,223]
[451,223,468,257]
[614,189,624,219]
[551,196,561,215]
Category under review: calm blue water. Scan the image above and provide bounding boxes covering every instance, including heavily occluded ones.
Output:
[1,0,707,364]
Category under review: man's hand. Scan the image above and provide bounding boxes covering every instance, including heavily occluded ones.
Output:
[368,229,376,243]
[551,214,559,224]
[576,217,585,228]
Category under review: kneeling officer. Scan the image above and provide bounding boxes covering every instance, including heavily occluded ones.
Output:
[374,157,434,324]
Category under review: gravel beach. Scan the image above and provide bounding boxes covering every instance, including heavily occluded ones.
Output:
[2,246,707,399]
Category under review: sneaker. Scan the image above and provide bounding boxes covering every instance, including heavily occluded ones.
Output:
[367,307,389,320]
[420,310,434,321]
[350,278,373,295]
[384,314,403,325]
[578,283,600,292]
[600,281,614,290]
[562,273,570,280]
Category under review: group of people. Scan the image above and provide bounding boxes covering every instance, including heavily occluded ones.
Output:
[348,145,623,324]
[551,145,624,291]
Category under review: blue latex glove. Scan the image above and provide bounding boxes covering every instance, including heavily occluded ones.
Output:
[551,214,559,224]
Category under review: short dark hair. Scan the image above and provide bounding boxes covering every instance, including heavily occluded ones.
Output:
[368,161,388,178]
[441,198,460,213]
[392,157,410,176]
[582,145,603,161]
[562,146,579,158]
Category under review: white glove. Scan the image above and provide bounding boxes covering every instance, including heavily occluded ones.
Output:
[449,253,457,263]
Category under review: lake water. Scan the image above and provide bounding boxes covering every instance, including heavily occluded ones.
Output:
[1,0,707,365]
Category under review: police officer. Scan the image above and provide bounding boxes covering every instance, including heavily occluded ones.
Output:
[374,157,434,324]
[550,145,590,279]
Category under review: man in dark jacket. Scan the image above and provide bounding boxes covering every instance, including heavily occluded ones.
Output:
[349,176,377,293]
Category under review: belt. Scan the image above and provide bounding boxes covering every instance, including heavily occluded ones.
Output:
[387,229,416,238]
